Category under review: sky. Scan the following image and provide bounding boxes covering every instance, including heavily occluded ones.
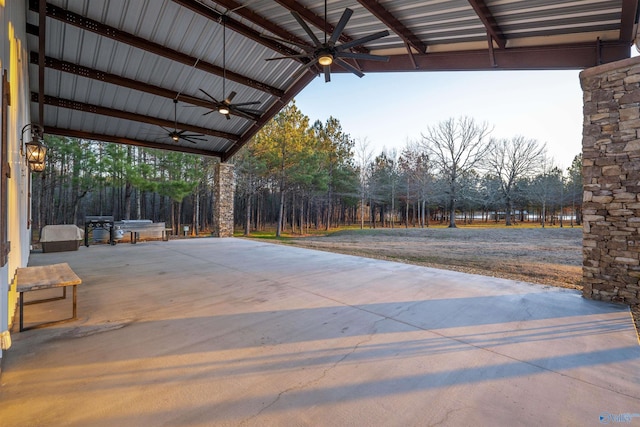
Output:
[293,69,584,170]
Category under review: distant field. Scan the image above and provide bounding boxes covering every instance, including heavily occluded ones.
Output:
[276,226,583,289]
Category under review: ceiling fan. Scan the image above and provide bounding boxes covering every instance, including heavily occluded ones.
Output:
[200,15,262,120]
[264,1,390,82]
[159,99,207,144]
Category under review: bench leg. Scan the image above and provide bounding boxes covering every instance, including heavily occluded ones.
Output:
[20,285,78,332]
[19,292,24,332]
[72,285,77,319]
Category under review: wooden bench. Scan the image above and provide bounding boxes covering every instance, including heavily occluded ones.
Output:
[16,263,82,332]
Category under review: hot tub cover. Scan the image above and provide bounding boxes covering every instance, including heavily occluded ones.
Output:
[40,225,84,242]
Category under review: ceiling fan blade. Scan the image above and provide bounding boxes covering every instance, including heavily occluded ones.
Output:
[178,130,206,138]
[324,64,331,83]
[202,109,216,116]
[291,11,321,46]
[260,34,313,51]
[235,106,262,112]
[336,52,390,62]
[160,126,174,134]
[181,137,199,144]
[329,8,353,45]
[229,108,260,121]
[265,54,311,61]
[183,135,207,140]
[238,109,262,115]
[184,136,208,142]
[336,30,389,51]
[199,88,221,105]
[225,91,237,104]
[232,101,261,107]
[334,58,364,78]
[180,132,207,143]
[225,113,231,120]
[289,58,320,81]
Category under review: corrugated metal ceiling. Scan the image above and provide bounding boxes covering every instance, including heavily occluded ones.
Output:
[26,0,639,160]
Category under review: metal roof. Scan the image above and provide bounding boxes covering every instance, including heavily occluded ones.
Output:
[26,0,639,161]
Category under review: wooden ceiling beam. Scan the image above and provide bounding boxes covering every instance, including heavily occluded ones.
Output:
[30,53,260,121]
[31,1,284,97]
[272,0,368,53]
[356,0,426,54]
[45,127,225,158]
[32,92,239,141]
[467,0,506,49]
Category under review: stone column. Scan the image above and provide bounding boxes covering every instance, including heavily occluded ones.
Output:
[213,162,234,237]
[580,56,640,304]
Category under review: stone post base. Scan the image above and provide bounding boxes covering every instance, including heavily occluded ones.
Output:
[213,162,234,238]
[580,56,640,304]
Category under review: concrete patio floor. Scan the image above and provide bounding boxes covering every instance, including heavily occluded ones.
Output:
[0,237,638,426]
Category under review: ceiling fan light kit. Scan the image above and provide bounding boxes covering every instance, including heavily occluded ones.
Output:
[199,14,262,121]
[264,2,390,82]
[158,99,207,144]
[318,52,333,66]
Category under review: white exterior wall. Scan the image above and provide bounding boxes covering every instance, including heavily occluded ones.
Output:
[1,0,33,361]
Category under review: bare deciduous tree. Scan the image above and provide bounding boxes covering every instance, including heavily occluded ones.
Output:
[487,136,546,226]
[420,117,492,228]
[355,137,373,229]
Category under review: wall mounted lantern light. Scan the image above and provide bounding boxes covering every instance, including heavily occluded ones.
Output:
[29,161,46,172]
[20,124,47,172]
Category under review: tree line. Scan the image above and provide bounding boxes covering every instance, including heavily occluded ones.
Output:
[31,101,582,236]
[234,102,582,234]
[31,137,218,235]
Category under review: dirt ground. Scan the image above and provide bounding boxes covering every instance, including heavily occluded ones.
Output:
[282,227,583,289]
[278,226,639,334]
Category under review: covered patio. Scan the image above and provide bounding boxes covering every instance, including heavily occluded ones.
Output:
[1,238,638,426]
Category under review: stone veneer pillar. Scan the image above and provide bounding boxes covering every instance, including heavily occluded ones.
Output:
[581,56,640,305]
[213,162,234,237]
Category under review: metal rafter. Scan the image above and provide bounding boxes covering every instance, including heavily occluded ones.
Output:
[45,127,225,157]
[620,0,639,42]
[25,0,638,163]
[37,0,45,125]
[32,92,239,141]
[199,0,312,49]
[272,0,369,54]
[356,0,426,54]
[223,71,316,161]
[30,53,260,121]
[325,41,630,72]
[467,0,506,49]
[172,0,310,57]
[31,1,284,97]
